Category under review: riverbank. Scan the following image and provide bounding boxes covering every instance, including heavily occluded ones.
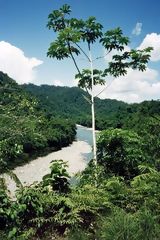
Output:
[4,138,92,194]
[2,125,93,196]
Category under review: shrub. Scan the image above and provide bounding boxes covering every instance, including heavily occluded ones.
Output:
[97,128,146,179]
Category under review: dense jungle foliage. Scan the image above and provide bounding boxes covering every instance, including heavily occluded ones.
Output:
[0,72,76,172]
[0,159,160,239]
[0,71,160,239]
[22,83,128,129]
[23,83,160,130]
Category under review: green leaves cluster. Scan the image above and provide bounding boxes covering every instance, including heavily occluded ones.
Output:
[43,160,70,193]
[47,4,152,88]
[75,69,105,90]
[47,5,103,60]
[97,128,147,179]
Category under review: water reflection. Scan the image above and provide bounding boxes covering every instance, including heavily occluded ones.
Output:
[76,125,93,161]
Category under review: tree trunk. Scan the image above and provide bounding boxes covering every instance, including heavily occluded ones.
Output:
[91,94,97,164]
[89,49,97,168]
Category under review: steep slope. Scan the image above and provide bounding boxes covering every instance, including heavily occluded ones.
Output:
[0,72,76,171]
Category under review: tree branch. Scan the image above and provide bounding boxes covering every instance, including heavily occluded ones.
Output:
[67,41,91,96]
[67,41,81,75]
[93,49,112,62]
[82,94,92,104]
[74,43,90,62]
[95,78,115,98]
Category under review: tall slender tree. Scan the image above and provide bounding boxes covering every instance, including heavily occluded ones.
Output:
[47,4,152,171]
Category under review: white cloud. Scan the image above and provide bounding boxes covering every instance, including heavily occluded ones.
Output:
[132,22,142,36]
[96,68,160,103]
[53,79,64,86]
[0,41,43,83]
[97,32,160,103]
[138,33,160,61]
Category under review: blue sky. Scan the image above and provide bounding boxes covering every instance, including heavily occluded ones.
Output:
[0,0,160,102]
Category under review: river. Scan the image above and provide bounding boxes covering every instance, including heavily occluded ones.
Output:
[4,125,93,193]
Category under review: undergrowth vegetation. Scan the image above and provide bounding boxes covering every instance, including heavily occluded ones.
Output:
[0,145,160,240]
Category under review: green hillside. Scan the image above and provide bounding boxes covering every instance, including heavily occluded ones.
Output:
[0,72,76,171]
[23,83,160,129]
[22,83,129,129]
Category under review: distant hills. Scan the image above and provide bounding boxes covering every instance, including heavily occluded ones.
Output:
[22,83,129,129]
[22,83,160,130]
[1,71,160,131]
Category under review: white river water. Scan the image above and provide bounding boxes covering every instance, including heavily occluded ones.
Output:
[3,125,93,194]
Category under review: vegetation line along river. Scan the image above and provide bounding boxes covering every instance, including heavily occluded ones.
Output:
[4,125,93,193]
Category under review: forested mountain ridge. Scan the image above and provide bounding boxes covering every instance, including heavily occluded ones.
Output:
[22,83,129,129]
[23,83,160,130]
[0,72,76,171]
[23,82,160,162]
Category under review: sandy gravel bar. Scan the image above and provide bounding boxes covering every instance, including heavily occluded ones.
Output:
[3,140,91,194]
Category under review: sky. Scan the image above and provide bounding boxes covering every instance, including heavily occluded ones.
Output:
[0,0,160,103]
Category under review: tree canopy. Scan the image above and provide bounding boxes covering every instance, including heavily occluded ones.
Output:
[47,4,152,166]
